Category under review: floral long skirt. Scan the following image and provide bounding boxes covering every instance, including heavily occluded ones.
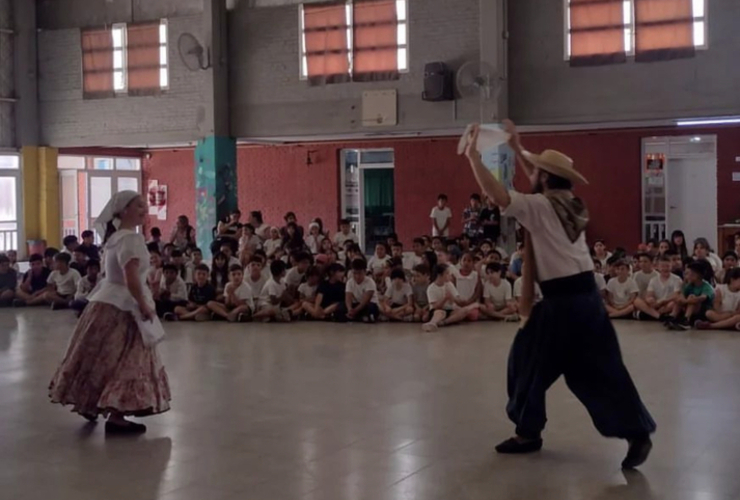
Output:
[49,302,171,417]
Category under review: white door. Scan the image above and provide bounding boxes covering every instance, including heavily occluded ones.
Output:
[60,170,79,238]
[87,173,140,243]
[667,157,718,250]
[0,155,22,255]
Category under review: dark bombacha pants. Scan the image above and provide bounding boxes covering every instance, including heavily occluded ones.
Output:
[506,272,656,440]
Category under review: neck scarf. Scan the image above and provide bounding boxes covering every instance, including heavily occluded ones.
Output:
[544,190,589,243]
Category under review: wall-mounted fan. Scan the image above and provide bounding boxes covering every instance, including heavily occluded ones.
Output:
[456,60,503,121]
[178,33,211,71]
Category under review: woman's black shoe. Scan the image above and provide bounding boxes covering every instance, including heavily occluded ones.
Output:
[495,437,543,454]
[105,421,147,435]
[622,436,652,469]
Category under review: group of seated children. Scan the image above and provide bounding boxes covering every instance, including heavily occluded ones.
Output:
[0,232,102,315]
[597,233,740,331]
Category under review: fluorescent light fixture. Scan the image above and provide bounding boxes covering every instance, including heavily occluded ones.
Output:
[690,136,702,142]
[677,116,740,126]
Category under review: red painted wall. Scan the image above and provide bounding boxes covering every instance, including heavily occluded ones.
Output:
[141,126,740,251]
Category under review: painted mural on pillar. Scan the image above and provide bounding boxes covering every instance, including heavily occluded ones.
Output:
[194,136,237,258]
[481,142,516,255]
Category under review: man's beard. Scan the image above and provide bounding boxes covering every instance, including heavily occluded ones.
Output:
[532,178,545,194]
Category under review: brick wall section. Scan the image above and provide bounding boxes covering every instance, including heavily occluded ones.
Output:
[38,15,206,148]
[144,127,740,252]
[229,0,482,139]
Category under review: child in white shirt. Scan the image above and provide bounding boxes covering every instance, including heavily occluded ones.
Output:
[292,266,321,317]
[367,243,391,276]
[305,222,325,255]
[513,263,543,312]
[285,252,312,295]
[422,264,478,332]
[263,227,283,259]
[244,257,268,298]
[254,260,292,322]
[696,268,740,330]
[411,264,431,323]
[44,253,82,310]
[207,265,253,322]
[634,255,683,321]
[605,260,639,319]
[454,253,482,321]
[633,253,659,298]
[342,259,380,322]
[70,259,101,316]
[480,262,517,321]
[184,248,204,285]
[156,264,189,317]
[380,268,413,321]
[430,194,452,237]
[333,219,357,249]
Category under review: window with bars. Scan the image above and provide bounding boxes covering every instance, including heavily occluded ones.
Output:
[565,0,707,66]
[299,0,408,84]
[82,19,169,98]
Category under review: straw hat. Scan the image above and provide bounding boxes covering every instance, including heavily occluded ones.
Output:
[522,149,588,185]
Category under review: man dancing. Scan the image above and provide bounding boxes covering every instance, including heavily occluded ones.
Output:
[464,122,655,469]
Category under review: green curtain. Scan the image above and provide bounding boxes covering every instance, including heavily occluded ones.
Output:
[363,169,394,212]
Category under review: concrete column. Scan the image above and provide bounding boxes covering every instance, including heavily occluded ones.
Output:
[194,0,236,258]
[22,146,60,249]
[479,0,508,122]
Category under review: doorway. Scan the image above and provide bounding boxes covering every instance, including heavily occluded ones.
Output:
[341,149,395,252]
[642,135,717,249]
[0,155,21,255]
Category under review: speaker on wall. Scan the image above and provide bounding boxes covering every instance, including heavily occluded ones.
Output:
[422,62,454,102]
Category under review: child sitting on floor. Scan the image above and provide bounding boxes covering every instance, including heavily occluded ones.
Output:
[333,219,357,250]
[147,250,164,296]
[668,261,715,330]
[184,248,204,285]
[695,268,740,331]
[480,262,518,322]
[715,251,738,285]
[0,254,17,306]
[380,268,413,322]
[244,256,268,298]
[422,264,477,332]
[70,259,100,316]
[44,252,81,310]
[210,252,230,300]
[264,227,283,260]
[411,264,431,323]
[6,249,19,272]
[454,252,482,321]
[634,255,683,322]
[633,253,658,299]
[305,263,346,320]
[292,266,321,317]
[207,265,253,323]
[14,254,50,306]
[173,264,215,322]
[513,263,542,312]
[70,247,88,277]
[285,251,312,296]
[367,243,391,276]
[341,259,380,323]
[156,264,188,318]
[254,260,292,322]
[605,259,639,319]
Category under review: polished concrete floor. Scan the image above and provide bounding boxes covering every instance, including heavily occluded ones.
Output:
[1,309,739,500]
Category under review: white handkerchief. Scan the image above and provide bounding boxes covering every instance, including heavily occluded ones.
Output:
[457,124,510,155]
[137,315,166,347]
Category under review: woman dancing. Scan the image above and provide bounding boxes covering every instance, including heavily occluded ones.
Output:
[49,191,171,434]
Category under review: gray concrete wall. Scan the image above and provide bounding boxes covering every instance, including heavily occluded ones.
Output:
[38,15,207,148]
[37,0,203,30]
[229,0,482,139]
[508,0,740,125]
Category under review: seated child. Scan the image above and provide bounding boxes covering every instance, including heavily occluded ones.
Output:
[238,223,262,264]
[695,268,740,331]
[340,259,381,323]
[292,266,321,317]
[210,252,230,300]
[244,256,269,298]
[254,260,293,322]
[633,253,658,299]
[454,252,482,321]
[422,264,478,332]
[480,263,518,321]
[6,249,19,273]
[174,264,215,322]
[206,265,253,322]
[367,243,391,276]
[70,259,101,316]
[155,264,188,318]
[667,251,683,279]
[411,264,431,323]
[380,268,413,321]
[513,263,543,312]
[78,230,100,260]
[305,263,346,320]
[44,247,59,270]
[592,260,607,299]
[148,227,165,254]
[44,252,82,310]
[170,250,188,281]
[668,261,715,330]
[715,251,738,285]
[147,250,164,295]
[14,254,50,306]
[605,259,639,319]
[61,234,79,255]
[0,254,17,306]
[184,248,204,285]
[333,219,357,250]
[285,251,312,296]
[634,255,683,321]
[305,222,324,255]
[70,246,89,277]
[264,227,283,259]
[219,243,241,268]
